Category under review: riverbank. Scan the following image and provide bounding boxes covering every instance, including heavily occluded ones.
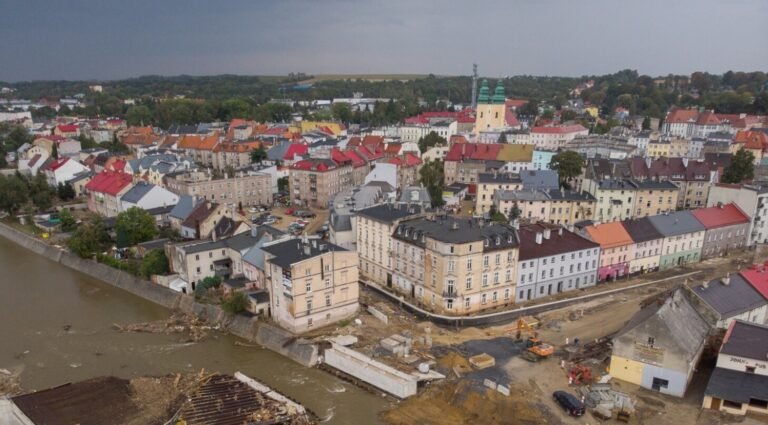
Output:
[0,222,318,368]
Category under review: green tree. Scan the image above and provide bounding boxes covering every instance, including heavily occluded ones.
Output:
[331,102,352,123]
[57,182,76,201]
[195,275,222,298]
[722,148,755,184]
[115,207,157,246]
[642,116,652,130]
[417,131,447,154]
[250,144,267,164]
[221,291,249,314]
[508,204,522,221]
[0,174,29,214]
[550,151,585,189]
[277,176,289,192]
[66,216,110,258]
[489,205,507,223]
[560,109,577,122]
[105,133,130,154]
[77,134,99,150]
[139,249,169,278]
[29,173,55,211]
[58,208,77,232]
[418,159,445,207]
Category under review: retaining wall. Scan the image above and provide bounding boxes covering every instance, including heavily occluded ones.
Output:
[322,343,418,398]
[255,323,319,367]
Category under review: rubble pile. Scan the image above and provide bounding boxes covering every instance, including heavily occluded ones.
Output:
[113,313,219,342]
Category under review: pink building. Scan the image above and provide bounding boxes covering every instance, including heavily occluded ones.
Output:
[584,222,635,282]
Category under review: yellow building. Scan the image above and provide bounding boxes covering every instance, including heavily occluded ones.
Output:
[474,80,507,133]
[647,140,671,159]
[299,121,344,136]
[633,180,679,217]
[584,106,599,118]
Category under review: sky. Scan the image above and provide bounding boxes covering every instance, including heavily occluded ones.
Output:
[1,0,767,82]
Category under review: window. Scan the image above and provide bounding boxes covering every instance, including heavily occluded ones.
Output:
[504,288,510,300]
[507,252,513,263]
[467,258,473,271]
[324,263,330,272]
[465,276,472,290]
[450,245,454,253]
[748,398,768,409]
[464,298,470,309]
[492,291,498,302]
[483,255,489,267]
[493,272,499,284]
[306,297,313,311]
[448,260,455,272]
[325,278,331,288]
[495,253,501,265]
[723,400,742,409]
[505,269,511,282]
[325,293,331,307]
[745,366,756,374]
[482,273,488,287]
[521,274,526,283]
[481,294,487,304]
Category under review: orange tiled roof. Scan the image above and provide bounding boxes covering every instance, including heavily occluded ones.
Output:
[585,222,634,249]
[177,135,203,149]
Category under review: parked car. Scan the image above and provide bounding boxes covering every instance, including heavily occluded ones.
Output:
[552,391,585,417]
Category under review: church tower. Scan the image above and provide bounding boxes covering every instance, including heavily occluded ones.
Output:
[473,80,507,134]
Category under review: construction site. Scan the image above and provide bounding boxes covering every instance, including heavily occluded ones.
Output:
[305,250,768,425]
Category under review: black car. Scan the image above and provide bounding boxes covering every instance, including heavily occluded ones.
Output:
[552,391,585,417]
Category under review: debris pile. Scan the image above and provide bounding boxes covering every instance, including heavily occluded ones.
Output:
[0,368,23,396]
[113,313,220,342]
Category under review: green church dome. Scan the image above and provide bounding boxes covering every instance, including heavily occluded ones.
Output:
[477,79,490,103]
[491,81,506,104]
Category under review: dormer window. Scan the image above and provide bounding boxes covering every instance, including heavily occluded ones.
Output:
[484,238,489,247]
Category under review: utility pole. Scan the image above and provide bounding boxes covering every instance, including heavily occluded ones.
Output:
[471,63,478,110]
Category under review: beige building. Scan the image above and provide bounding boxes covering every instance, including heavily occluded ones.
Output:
[493,188,596,226]
[581,179,637,223]
[164,169,272,209]
[262,238,359,333]
[476,172,523,214]
[391,217,520,315]
[289,158,355,208]
[647,140,671,159]
[356,204,429,286]
[632,180,679,217]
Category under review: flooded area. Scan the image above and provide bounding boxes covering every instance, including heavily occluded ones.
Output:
[0,237,389,424]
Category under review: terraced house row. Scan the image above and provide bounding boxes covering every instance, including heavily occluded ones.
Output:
[356,202,752,315]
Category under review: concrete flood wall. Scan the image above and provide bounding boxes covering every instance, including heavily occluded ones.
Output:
[322,343,418,399]
[0,223,316,367]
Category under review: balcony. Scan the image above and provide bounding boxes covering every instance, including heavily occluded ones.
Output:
[442,289,460,299]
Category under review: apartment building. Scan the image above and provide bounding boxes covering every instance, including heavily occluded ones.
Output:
[391,217,519,314]
[621,217,664,274]
[632,180,679,218]
[583,222,635,282]
[516,223,600,303]
[648,211,706,269]
[629,157,717,209]
[691,203,750,259]
[707,183,768,246]
[529,125,589,150]
[355,203,428,286]
[476,172,523,214]
[84,170,134,217]
[289,158,354,208]
[164,169,272,209]
[582,179,636,223]
[262,237,359,333]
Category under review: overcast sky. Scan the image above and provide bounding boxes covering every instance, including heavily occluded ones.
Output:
[1,0,766,82]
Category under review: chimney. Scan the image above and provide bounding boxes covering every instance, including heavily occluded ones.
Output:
[682,157,689,168]
[543,228,551,239]
[721,274,730,286]
[702,280,709,289]
[558,227,564,237]
[451,221,459,230]
[717,202,723,209]
[535,232,543,244]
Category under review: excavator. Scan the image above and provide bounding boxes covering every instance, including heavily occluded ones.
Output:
[508,318,555,362]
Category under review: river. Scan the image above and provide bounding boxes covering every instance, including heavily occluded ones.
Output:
[0,237,390,424]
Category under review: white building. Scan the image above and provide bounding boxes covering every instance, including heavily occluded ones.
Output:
[42,157,90,187]
[120,181,180,212]
[707,183,768,246]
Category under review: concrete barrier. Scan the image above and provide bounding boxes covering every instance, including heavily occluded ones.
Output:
[256,323,319,367]
[322,343,418,399]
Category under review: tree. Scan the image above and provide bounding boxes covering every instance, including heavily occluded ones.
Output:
[508,204,522,221]
[331,102,352,123]
[221,291,249,314]
[417,131,447,154]
[58,208,77,232]
[489,206,507,223]
[195,275,222,298]
[550,151,585,188]
[277,176,289,192]
[250,144,267,164]
[77,134,99,150]
[66,216,110,258]
[29,173,55,211]
[642,116,652,130]
[418,159,445,207]
[560,109,577,122]
[722,148,755,184]
[57,182,76,201]
[139,249,169,278]
[115,207,157,247]
[0,174,29,214]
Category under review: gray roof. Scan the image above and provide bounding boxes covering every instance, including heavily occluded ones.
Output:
[494,189,550,202]
[704,366,768,403]
[647,211,706,237]
[169,195,200,220]
[261,238,346,270]
[266,142,292,161]
[181,225,285,256]
[398,186,431,205]
[394,216,519,251]
[632,180,678,190]
[330,185,384,232]
[356,203,428,225]
[691,275,767,318]
[520,170,559,191]
[719,320,768,360]
[478,173,522,184]
[120,182,155,204]
[241,231,284,270]
[615,288,709,362]
[621,217,664,243]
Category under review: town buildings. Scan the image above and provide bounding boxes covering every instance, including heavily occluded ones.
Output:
[119,181,180,213]
[262,237,359,333]
[707,184,768,246]
[583,222,635,282]
[621,218,664,274]
[689,274,768,329]
[164,169,272,209]
[84,171,134,217]
[702,321,768,415]
[648,211,706,269]
[390,216,519,314]
[289,158,355,208]
[476,172,523,214]
[41,157,89,187]
[610,288,709,397]
[516,223,599,303]
[691,203,750,259]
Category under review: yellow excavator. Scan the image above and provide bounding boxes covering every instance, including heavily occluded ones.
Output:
[509,318,554,362]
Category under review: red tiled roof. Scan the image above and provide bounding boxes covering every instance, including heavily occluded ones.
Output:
[343,149,366,167]
[197,134,220,151]
[291,158,337,172]
[44,157,70,172]
[177,135,203,149]
[384,143,401,154]
[356,145,384,161]
[403,109,475,125]
[85,171,133,196]
[56,124,78,133]
[404,152,422,166]
[27,154,42,167]
[362,135,384,147]
[739,266,768,300]
[505,99,529,108]
[444,143,503,162]
[531,124,588,134]
[665,108,699,124]
[584,222,634,249]
[691,203,750,229]
[696,110,721,125]
[347,137,362,147]
[733,130,768,151]
[283,143,308,160]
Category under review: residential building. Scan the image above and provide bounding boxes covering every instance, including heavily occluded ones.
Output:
[475,172,523,214]
[529,125,589,150]
[168,195,202,234]
[41,157,89,187]
[329,183,393,250]
[355,203,428,286]
[391,217,520,314]
[610,288,709,397]
[647,211,705,269]
[632,180,679,218]
[621,218,664,274]
[289,158,354,208]
[689,274,768,329]
[119,181,180,213]
[583,222,635,282]
[629,157,717,209]
[263,238,359,333]
[646,139,671,159]
[582,179,636,223]
[566,135,636,160]
[179,201,232,240]
[493,189,551,223]
[707,183,768,245]
[702,321,768,415]
[516,223,599,303]
[740,265,768,309]
[691,203,750,259]
[443,143,534,185]
[532,149,556,170]
[164,169,272,209]
[84,171,134,217]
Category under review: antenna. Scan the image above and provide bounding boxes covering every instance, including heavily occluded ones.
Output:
[471,64,478,110]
